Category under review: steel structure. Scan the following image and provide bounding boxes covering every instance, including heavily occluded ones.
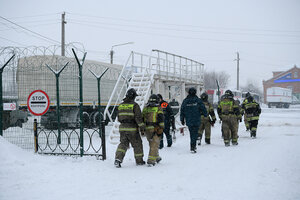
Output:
[105,50,205,144]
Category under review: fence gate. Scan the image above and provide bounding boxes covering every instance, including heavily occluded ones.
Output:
[35,120,106,159]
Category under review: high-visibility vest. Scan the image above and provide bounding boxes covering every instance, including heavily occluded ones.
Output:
[118,103,134,122]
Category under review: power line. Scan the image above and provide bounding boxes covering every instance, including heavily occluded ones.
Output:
[0,22,60,32]
[0,16,60,44]
[69,21,300,45]
[0,36,26,46]
[68,18,300,38]
[2,19,60,24]
[68,12,300,34]
[242,59,288,67]
[7,13,60,19]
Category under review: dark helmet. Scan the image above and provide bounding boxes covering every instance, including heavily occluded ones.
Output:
[188,87,197,95]
[245,92,251,98]
[247,95,254,102]
[200,93,208,102]
[126,88,137,99]
[157,94,163,100]
[149,94,159,103]
[225,90,233,99]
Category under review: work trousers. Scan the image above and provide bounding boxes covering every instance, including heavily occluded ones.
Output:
[221,116,238,145]
[188,126,200,149]
[249,120,258,135]
[160,122,172,147]
[146,132,161,164]
[198,118,211,139]
[115,131,144,163]
[244,114,249,130]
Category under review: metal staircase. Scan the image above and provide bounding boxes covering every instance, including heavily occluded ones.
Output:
[104,52,154,144]
[108,72,154,144]
[104,50,205,144]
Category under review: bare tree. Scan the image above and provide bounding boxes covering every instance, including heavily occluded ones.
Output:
[204,70,230,89]
[240,79,262,96]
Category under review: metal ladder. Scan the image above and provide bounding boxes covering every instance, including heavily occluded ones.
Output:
[108,72,154,144]
[104,52,154,144]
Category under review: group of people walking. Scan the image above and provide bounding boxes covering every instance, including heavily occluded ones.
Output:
[114,87,261,168]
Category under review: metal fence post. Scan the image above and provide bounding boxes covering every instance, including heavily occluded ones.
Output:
[34,119,38,153]
[101,120,106,160]
[46,62,69,144]
[0,54,15,136]
[72,49,87,157]
[89,68,108,160]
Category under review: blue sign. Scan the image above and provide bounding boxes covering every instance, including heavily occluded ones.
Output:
[274,73,300,83]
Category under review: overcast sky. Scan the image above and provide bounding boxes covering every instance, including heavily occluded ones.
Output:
[0,0,299,90]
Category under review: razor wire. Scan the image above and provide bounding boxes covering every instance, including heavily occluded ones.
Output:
[0,44,114,159]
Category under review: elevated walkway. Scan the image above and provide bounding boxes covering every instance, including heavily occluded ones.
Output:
[104,50,204,144]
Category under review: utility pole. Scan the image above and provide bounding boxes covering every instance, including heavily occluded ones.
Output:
[236,52,240,90]
[61,12,66,56]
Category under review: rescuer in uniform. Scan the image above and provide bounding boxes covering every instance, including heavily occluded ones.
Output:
[234,99,243,137]
[217,90,240,146]
[142,94,164,166]
[241,93,261,138]
[198,92,216,145]
[242,92,251,131]
[114,88,146,168]
[157,94,175,149]
[180,87,207,153]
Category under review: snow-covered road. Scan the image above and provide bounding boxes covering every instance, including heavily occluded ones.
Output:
[1,107,300,200]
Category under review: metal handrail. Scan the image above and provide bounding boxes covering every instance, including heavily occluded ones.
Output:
[103,52,133,121]
[104,50,204,123]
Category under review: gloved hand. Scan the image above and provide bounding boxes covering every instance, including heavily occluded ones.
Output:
[140,131,145,136]
[239,118,242,122]
[181,120,185,125]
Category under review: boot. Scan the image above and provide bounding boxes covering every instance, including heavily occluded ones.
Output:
[114,159,121,168]
[147,161,156,167]
[159,140,164,149]
[250,130,256,138]
[190,144,197,153]
[205,138,211,144]
[225,142,230,147]
[167,137,172,147]
[136,160,146,166]
[197,136,202,146]
[156,157,162,163]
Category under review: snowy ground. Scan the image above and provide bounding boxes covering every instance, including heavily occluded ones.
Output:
[1,107,300,200]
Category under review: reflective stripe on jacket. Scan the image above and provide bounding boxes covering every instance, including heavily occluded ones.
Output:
[142,105,164,131]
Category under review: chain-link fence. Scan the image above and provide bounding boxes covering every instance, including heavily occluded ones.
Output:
[0,44,123,159]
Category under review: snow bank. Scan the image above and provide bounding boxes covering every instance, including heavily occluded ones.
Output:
[0,108,300,200]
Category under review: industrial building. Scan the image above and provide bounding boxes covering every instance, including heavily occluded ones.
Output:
[263,65,300,103]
